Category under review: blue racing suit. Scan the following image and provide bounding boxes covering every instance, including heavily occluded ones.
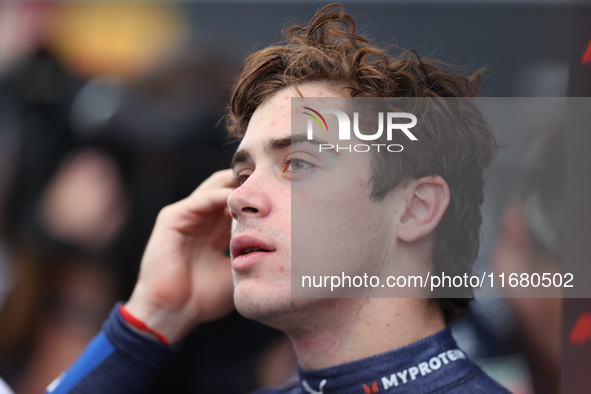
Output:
[46,304,511,394]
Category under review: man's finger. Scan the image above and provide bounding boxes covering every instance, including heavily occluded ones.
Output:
[191,169,235,194]
[156,187,234,230]
[182,187,235,214]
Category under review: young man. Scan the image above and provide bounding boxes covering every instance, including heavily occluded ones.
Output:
[46,4,509,394]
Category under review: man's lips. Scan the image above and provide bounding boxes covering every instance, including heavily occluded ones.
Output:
[230,234,276,270]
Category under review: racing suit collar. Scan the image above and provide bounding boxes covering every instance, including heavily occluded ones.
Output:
[298,328,479,394]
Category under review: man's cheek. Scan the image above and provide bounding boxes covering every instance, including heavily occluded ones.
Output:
[319,186,370,218]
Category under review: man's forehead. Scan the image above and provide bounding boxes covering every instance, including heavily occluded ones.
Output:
[239,112,291,152]
[239,91,294,147]
[241,85,341,144]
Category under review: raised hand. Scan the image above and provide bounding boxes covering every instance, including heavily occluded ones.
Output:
[125,170,236,344]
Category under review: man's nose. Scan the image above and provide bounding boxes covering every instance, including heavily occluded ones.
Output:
[227,171,272,220]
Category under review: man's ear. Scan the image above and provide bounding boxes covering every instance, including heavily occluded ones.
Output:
[396,176,450,243]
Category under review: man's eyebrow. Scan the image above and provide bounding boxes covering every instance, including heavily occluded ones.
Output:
[231,134,337,169]
[265,134,336,153]
[264,136,293,153]
[231,149,252,169]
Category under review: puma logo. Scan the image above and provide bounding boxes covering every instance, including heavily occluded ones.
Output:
[302,379,327,394]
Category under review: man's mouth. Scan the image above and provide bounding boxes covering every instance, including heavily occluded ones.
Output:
[241,247,270,254]
[230,235,276,258]
[230,235,277,271]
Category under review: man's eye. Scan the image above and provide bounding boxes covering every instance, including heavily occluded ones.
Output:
[288,159,312,172]
[235,174,250,186]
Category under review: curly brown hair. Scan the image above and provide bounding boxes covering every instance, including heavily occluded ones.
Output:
[227,3,498,324]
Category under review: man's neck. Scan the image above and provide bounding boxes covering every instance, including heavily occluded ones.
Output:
[288,298,446,370]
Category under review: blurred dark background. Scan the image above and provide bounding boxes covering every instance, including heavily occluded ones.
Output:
[0,1,588,394]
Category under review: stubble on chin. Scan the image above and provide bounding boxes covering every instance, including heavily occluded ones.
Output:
[233,285,297,328]
[234,287,345,336]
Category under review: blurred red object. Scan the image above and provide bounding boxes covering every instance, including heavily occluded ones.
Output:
[569,312,591,345]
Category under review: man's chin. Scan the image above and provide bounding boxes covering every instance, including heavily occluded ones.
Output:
[232,283,299,329]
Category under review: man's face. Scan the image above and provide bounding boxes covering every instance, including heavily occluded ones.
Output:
[228,84,394,330]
